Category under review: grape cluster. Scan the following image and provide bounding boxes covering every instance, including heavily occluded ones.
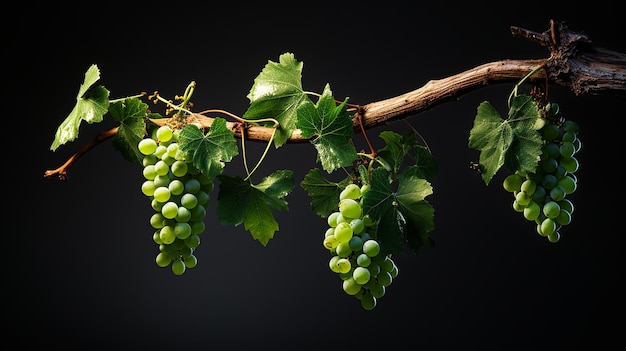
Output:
[323,183,399,310]
[502,103,581,243]
[138,125,213,275]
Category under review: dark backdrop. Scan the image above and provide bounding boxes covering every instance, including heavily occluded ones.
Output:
[8,3,624,349]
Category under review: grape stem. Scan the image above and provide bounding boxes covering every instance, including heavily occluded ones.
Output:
[44,127,118,180]
[507,65,545,108]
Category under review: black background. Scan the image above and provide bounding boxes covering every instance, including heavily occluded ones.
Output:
[8,3,624,349]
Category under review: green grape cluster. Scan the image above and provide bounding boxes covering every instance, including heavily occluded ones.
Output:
[323,183,399,310]
[138,125,213,275]
[502,103,581,243]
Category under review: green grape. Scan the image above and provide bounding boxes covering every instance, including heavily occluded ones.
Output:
[185,178,201,194]
[153,187,171,203]
[340,183,362,200]
[549,186,566,202]
[323,236,338,250]
[547,231,560,243]
[363,240,381,257]
[503,174,523,192]
[353,266,371,285]
[161,201,179,219]
[523,201,541,221]
[171,259,186,275]
[356,253,371,267]
[343,278,362,295]
[184,255,198,268]
[143,165,157,180]
[557,176,577,194]
[335,241,352,258]
[560,156,579,173]
[515,191,532,207]
[348,236,364,251]
[159,225,176,244]
[171,160,188,177]
[360,292,377,310]
[543,201,561,219]
[138,138,158,155]
[155,252,171,267]
[540,218,557,236]
[168,180,185,196]
[349,218,365,234]
[377,271,393,287]
[156,125,173,142]
[520,179,537,195]
[327,212,340,227]
[336,258,351,273]
[181,193,198,209]
[334,222,353,243]
[338,198,362,219]
[184,234,200,249]
[174,222,192,240]
[141,181,156,197]
[154,160,170,176]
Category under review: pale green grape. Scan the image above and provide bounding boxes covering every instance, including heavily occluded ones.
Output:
[353,267,371,285]
[156,125,173,142]
[343,277,362,295]
[171,160,188,177]
[333,222,353,243]
[340,183,362,200]
[161,201,179,219]
[174,222,192,240]
[155,252,171,267]
[338,198,362,219]
[138,138,158,155]
[336,258,351,273]
[153,187,171,203]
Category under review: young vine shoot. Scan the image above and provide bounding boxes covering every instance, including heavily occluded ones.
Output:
[45,53,580,310]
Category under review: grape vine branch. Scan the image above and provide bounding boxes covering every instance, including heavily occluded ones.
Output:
[43,20,625,178]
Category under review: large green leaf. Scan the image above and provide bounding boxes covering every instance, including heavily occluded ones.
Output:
[243,53,309,148]
[300,168,352,217]
[50,64,110,151]
[468,95,542,185]
[296,84,357,173]
[178,119,238,179]
[216,170,294,246]
[108,98,149,164]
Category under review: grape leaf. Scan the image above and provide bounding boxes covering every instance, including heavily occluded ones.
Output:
[243,52,309,148]
[296,84,357,173]
[468,95,542,185]
[108,98,150,164]
[216,170,294,246]
[178,118,238,179]
[377,130,418,173]
[396,168,435,253]
[300,168,352,218]
[362,167,434,255]
[50,64,110,151]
